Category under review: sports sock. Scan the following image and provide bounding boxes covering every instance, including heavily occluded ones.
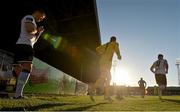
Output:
[15,70,30,98]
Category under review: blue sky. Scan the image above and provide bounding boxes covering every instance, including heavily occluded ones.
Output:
[96,0,180,86]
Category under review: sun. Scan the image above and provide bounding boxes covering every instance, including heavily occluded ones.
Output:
[111,66,131,85]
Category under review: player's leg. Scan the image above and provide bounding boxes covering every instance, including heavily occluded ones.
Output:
[89,74,105,102]
[89,67,106,102]
[90,66,106,93]
[12,64,22,77]
[15,62,32,98]
[92,76,104,92]
[160,74,167,98]
[14,44,34,99]
[155,74,162,99]
[158,85,162,99]
[142,88,145,98]
[104,70,112,101]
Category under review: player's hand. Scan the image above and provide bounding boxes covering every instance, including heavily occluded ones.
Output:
[118,55,122,60]
[37,26,44,33]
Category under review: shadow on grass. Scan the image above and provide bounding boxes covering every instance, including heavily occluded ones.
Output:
[162,99,180,104]
[0,102,74,111]
[64,102,107,111]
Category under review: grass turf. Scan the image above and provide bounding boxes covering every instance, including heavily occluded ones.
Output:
[0,95,180,111]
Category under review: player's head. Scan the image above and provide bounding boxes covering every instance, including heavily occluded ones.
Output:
[140,77,143,80]
[110,36,116,42]
[158,54,163,60]
[32,8,46,22]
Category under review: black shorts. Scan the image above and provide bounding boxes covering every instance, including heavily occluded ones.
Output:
[155,74,167,86]
[13,44,34,64]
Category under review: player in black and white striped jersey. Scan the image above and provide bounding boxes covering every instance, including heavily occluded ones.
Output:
[150,54,169,99]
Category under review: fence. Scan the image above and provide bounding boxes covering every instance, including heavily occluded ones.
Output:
[0,49,88,95]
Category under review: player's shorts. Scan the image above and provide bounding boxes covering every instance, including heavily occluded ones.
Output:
[139,86,145,90]
[155,74,167,86]
[13,44,34,64]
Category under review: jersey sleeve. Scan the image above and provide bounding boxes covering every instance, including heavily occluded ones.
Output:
[164,59,169,68]
[152,61,157,68]
[164,59,168,65]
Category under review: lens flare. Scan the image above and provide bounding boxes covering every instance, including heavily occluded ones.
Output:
[42,33,79,60]
[42,33,62,49]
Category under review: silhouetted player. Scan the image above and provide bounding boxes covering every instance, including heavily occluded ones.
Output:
[150,54,168,99]
[138,77,146,98]
[89,36,122,102]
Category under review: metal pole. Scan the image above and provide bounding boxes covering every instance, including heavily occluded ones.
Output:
[178,65,180,85]
[176,59,180,85]
[176,64,180,85]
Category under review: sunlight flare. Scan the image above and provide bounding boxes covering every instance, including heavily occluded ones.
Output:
[111,65,131,85]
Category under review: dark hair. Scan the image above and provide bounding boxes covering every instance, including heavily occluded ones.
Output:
[33,8,46,16]
[110,36,116,42]
[158,54,163,59]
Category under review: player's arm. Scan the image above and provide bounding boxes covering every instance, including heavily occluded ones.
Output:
[144,81,147,87]
[115,43,122,60]
[25,22,37,35]
[35,26,44,41]
[165,60,169,73]
[150,62,156,73]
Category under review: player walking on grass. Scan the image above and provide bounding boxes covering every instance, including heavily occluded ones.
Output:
[0,9,46,99]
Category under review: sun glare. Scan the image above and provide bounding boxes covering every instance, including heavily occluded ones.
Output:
[111,66,131,86]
